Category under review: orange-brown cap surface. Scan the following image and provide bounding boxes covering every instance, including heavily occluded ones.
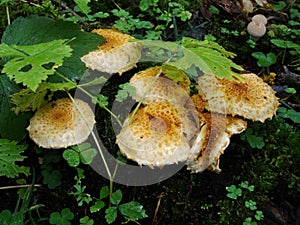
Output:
[27,98,95,149]
[81,29,142,74]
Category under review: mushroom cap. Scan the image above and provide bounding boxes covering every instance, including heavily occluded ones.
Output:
[251,14,267,25]
[81,29,142,74]
[116,102,197,167]
[27,98,95,149]
[186,112,247,173]
[247,21,266,37]
[130,66,191,105]
[197,73,279,122]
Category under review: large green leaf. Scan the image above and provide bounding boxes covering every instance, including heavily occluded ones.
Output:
[1,15,104,81]
[0,139,30,178]
[0,75,31,141]
[1,40,73,91]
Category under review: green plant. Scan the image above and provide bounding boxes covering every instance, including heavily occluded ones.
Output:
[251,52,277,68]
[49,208,74,225]
[218,181,264,225]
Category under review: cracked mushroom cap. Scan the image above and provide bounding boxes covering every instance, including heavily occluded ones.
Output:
[27,98,95,149]
[197,73,279,122]
[116,102,198,167]
[130,66,191,105]
[186,112,247,173]
[81,29,142,75]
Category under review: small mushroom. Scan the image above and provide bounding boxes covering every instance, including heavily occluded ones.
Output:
[196,73,279,122]
[27,98,95,149]
[116,102,198,167]
[251,14,267,25]
[130,66,191,105]
[247,21,266,38]
[81,29,142,75]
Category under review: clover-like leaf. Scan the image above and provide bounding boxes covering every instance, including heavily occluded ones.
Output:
[49,208,74,225]
[63,143,97,167]
[1,40,72,91]
[226,185,242,200]
[251,52,277,67]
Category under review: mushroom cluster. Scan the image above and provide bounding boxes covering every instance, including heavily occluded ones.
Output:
[116,67,279,173]
[81,29,142,75]
[27,98,95,149]
[247,14,268,38]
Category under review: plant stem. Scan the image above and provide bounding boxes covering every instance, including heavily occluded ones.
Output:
[0,184,41,190]
[6,4,10,25]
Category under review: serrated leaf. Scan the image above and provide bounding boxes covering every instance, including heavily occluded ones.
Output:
[116,83,136,102]
[110,190,122,205]
[119,201,148,221]
[137,39,243,81]
[2,15,104,81]
[10,81,76,113]
[0,139,30,178]
[1,40,72,91]
[105,207,117,224]
[74,0,91,15]
[0,75,31,140]
[90,200,105,213]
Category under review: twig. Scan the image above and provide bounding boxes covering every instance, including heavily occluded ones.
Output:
[52,0,84,23]
[152,193,164,225]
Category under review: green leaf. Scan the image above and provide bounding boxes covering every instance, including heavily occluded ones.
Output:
[63,143,97,167]
[105,207,117,224]
[90,200,105,213]
[278,107,300,123]
[251,52,277,67]
[0,139,30,178]
[116,83,136,102]
[226,185,242,200]
[161,64,186,83]
[10,81,76,113]
[80,216,94,225]
[49,208,74,225]
[284,87,297,94]
[1,40,72,91]
[97,94,109,108]
[2,15,104,81]
[137,39,243,81]
[119,201,148,221]
[100,186,110,199]
[273,1,286,11]
[74,0,91,15]
[41,169,62,189]
[271,39,300,50]
[110,189,122,205]
[139,0,152,11]
[0,75,31,140]
[63,149,80,167]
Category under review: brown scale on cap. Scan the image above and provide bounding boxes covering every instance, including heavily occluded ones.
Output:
[27,98,95,149]
[116,102,195,167]
[81,29,142,74]
[130,66,191,105]
[197,73,279,122]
